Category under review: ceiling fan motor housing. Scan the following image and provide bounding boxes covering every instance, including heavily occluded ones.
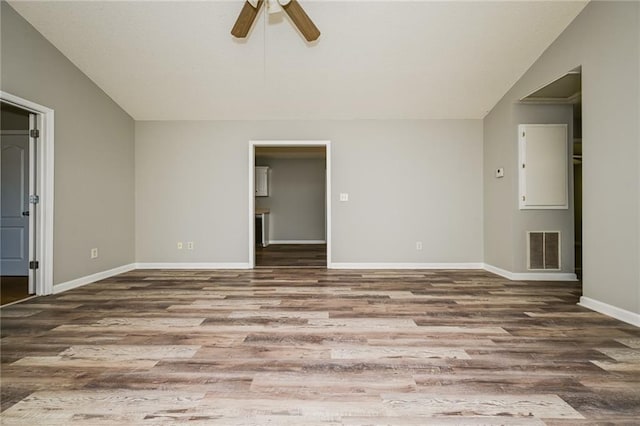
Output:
[233,0,320,42]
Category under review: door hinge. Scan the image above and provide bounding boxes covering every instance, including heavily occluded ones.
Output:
[29,195,40,204]
[29,261,39,270]
[30,129,40,138]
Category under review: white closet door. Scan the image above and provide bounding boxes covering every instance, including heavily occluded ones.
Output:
[255,167,269,197]
[519,124,568,209]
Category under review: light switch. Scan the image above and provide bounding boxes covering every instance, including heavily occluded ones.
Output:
[495,168,504,178]
[340,193,349,202]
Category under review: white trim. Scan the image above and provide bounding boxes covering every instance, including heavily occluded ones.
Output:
[53,263,136,294]
[249,140,332,268]
[326,142,332,268]
[268,240,326,244]
[0,295,38,308]
[483,263,577,281]
[519,92,581,105]
[249,149,256,260]
[483,263,517,279]
[135,262,250,270]
[28,115,36,294]
[579,296,640,327]
[519,68,581,102]
[1,91,55,296]
[331,263,484,270]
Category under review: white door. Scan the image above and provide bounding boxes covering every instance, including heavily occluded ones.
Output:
[255,166,269,196]
[1,132,30,276]
[518,124,569,210]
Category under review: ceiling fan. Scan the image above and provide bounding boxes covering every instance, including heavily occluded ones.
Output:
[231,0,321,42]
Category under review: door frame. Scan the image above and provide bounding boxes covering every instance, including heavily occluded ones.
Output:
[1,91,54,295]
[248,140,331,268]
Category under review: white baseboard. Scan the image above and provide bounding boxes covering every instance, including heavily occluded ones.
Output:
[135,262,250,270]
[579,296,640,327]
[483,264,513,279]
[483,263,577,281]
[330,262,484,270]
[53,263,136,294]
[268,240,326,244]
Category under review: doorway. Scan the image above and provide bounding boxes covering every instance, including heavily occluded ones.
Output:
[573,100,582,279]
[248,141,331,268]
[0,92,55,299]
[1,103,33,304]
[520,67,582,280]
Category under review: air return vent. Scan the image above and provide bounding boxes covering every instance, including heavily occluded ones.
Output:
[527,231,561,270]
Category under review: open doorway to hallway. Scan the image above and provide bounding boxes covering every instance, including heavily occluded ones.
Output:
[0,91,54,299]
[249,141,331,269]
[254,146,327,267]
[1,102,33,305]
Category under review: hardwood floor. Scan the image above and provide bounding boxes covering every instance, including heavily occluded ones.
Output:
[256,244,326,267]
[1,277,30,306]
[1,269,639,424]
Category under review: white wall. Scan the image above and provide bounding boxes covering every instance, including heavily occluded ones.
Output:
[484,1,639,314]
[135,120,483,266]
[255,156,326,243]
[1,3,135,285]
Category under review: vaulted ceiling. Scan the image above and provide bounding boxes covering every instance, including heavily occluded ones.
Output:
[8,1,588,120]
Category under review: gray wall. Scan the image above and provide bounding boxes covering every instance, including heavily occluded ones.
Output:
[484,1,639,313]
[1,2,135,284]
[135,120,483,265]
[484,103,574,273]
[512,105,574,274]
[255,156,326,242]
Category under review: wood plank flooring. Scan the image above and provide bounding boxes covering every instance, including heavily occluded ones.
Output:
[1,269,639,424]
[255,244,326,267]
[1,277,30,306]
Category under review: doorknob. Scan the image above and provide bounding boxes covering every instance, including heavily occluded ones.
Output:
[22,211,29,216]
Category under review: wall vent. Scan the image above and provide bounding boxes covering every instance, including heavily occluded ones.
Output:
[527,231,561,270]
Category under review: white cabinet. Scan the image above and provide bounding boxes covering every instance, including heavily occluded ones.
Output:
[255,166,269,197]
[518,124,568,210]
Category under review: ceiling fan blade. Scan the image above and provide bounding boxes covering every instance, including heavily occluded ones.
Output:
[231,0,264,38]
[281,0,320,42]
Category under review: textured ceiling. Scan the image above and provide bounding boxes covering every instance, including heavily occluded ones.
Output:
[8,0,588,120]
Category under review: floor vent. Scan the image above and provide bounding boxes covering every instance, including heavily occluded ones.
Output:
[527,231,560,270]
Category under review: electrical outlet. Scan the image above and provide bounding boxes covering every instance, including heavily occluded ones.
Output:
[416,241,423,251]
[177,242,183,250]
[187,242,194,250]
[90,248,99,259]
[340,193,349,202]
